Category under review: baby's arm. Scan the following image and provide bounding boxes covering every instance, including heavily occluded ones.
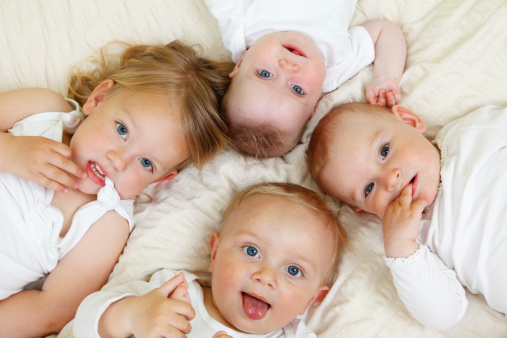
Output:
[362,20,406,108]
[0,88,85,193]
[383,185,468,329]
[0,210,129,336]
[98,272,194,338]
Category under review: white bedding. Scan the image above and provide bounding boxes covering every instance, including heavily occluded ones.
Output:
[2,0,507,337]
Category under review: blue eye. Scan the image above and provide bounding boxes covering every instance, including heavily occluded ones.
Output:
[286,266,302,277]
[243,245,259,258]
[258,70,272,78]
[291,84,303,95]
[365,183,374,197]
[116,122,128,139]
[140,158,153,171]
[380,144,389,159]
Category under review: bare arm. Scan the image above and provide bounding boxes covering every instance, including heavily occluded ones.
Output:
[0,210,130,336]
[362,20,407,107]
[0,88,85,192]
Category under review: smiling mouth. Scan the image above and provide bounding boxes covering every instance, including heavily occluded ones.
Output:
[284,45,306,57]
[87,161,107,187]
[242,292,270,320]
[90,162,105,180]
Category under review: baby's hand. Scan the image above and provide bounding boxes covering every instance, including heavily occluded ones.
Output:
[382,184,426,258]
[213,331,233,338]
[365,76,401,108]
[1,135,85,193]
[126,273,195,338]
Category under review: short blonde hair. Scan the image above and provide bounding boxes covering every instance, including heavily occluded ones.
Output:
[68,40,235,170]
[220,182,348,286]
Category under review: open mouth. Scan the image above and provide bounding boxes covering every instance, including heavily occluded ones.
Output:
[283,45,306,57]
[409,175,416,196]
[242,292,270,320]
[87,161,106,187]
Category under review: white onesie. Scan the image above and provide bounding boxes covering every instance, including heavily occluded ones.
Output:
[204,0,375,93]
[0,99,134,300]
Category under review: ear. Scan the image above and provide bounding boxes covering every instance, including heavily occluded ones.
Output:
[391,105,426,133]
[82,79,115,116]
[154,170,177,183]
[208,232,220,274]
[229,52,245,78]
[299,286,329,315]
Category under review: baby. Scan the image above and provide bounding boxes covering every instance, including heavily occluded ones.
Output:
[205,0,406,157]
[308,102,507,330]
[73,182,347,337]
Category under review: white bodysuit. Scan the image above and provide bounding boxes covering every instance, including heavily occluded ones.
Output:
[385,105,507,330]
[74,269,316,338]
[0,99,134,300]
[204,0,375,93]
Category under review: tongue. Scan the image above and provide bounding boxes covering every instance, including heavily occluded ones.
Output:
[243,293,269,320]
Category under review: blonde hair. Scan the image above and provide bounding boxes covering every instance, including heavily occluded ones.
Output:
[222,86,299,158]
[68,40,235,170]
[308,102,387,187]
[220,182,348,286]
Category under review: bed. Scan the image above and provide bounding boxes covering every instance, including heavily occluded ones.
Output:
[2,0,507,336]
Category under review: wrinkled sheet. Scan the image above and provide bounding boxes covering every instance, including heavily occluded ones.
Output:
[1,0,507,336]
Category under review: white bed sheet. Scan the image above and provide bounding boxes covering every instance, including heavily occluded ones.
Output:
[1,0,507,336]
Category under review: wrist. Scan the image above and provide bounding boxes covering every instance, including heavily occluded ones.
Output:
[384,239,419,259]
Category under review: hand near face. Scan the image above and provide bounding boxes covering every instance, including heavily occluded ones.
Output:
[366,79,401,108]
[0,135,85,193]
[382,184,426,258]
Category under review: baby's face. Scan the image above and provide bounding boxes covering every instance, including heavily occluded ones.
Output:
[228,31,326,153]
[208,193,332,334]
[320,108,441,219]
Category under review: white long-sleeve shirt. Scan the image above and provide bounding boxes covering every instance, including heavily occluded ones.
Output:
[385,105,507,330]
[74,269,316,337]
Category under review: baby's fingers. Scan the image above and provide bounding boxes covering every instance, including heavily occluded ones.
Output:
[213,331,233,338]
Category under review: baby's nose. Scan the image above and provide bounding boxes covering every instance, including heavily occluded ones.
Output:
[385,168,401,192]
[279,58,300,72]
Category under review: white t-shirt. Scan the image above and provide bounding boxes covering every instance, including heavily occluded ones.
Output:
[204,0,375,93]
[74,269,316,337]
[385,105,507,329]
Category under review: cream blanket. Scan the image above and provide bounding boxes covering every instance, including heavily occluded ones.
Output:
[1,0,507,336]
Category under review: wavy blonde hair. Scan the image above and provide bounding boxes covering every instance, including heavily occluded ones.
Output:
[220,182,348,287]
[68,40,235,170]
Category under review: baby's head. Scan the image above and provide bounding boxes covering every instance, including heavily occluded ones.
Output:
[224,31,327,157]
[68,41,234,198]
[309,102,441,220]
[208,182,347,334]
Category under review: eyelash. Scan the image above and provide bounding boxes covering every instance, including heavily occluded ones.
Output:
[364,143,391,198]
[256,70,304,96]
[116,122,154,172]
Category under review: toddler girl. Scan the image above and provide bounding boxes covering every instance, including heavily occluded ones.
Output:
[0,40,233,337]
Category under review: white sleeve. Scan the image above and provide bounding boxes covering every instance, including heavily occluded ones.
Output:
[203,0,248,61]
[73,269,184,338]
[384,245,468,330]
